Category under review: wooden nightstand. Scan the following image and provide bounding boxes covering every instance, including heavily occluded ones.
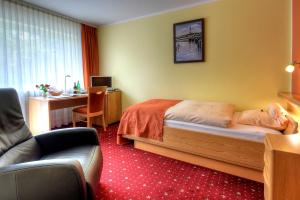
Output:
[264,134,300,200]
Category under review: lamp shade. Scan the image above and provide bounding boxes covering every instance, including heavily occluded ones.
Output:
[285,64,295,73]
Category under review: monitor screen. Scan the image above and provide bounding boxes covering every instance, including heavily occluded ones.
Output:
[90,76,112,87]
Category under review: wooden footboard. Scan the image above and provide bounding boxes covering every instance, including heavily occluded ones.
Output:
[122,126,264,183]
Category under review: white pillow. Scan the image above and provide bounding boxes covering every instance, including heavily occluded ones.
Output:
[165,100,235,128]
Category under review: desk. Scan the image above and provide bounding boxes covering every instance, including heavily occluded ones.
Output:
[29,95,87,135]
[29,91,122,135]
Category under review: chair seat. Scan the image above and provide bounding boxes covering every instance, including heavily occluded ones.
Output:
[41,145,101,178]
[41,145,102,199]
[73,106,87,114]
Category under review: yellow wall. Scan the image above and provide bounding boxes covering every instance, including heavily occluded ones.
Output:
[98,0,291,110]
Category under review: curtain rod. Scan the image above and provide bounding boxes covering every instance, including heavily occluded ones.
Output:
[6,0,98,28]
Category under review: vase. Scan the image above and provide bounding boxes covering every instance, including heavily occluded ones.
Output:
[42,92,48,97]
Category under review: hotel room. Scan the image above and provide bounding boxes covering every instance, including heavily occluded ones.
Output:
[0,0,299,199]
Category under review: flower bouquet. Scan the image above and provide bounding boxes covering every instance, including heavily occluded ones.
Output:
[36,84,50,97]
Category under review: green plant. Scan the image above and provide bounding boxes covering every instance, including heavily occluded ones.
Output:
[36,84,50,94]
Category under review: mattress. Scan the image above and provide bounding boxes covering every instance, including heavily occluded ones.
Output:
[164,119,282,143]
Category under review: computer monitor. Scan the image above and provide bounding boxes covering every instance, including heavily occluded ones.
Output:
[90,76,112,87]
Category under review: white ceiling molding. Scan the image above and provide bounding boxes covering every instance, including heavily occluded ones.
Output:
[9,0,97,27]
[24,0,218,26]
[109,0,217,26]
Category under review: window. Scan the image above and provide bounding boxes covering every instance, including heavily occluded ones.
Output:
[0,0,83,126]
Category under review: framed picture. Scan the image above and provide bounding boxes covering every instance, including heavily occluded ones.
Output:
[173,18,205,63]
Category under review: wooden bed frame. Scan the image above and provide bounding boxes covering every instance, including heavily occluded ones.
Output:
[120,98,300,184]
[122,126,264,183]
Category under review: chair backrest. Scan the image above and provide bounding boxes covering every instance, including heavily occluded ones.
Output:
[87,86,107,114]
[0,88,32,156]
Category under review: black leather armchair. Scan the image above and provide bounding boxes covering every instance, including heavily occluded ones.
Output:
[0,88,103,200]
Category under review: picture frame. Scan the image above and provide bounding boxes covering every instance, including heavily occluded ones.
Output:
[173,18,205,63]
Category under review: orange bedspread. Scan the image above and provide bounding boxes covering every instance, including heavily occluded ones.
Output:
[117,99,181,144]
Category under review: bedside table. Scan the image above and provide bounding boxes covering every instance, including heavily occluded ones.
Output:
[264,134,300,200]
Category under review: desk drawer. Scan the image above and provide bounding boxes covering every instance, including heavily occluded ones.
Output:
[49,97,87,110]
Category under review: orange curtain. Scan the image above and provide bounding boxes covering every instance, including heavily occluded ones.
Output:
[81,24,100,89]
[292,0,300,94]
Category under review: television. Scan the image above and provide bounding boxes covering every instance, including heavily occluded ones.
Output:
[90,76,112,87]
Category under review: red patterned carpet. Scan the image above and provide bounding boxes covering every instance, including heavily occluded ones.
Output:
[97,124,264,200]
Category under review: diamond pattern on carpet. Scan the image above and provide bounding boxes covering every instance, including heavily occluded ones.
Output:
[97,124,263,200]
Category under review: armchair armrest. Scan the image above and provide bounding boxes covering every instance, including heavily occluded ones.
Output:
[35,128,99,155]
[0,159,87,200]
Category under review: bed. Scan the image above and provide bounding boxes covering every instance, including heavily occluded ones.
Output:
[117,99,293,183]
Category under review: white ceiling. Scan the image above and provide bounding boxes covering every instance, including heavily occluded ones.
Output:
[24,0,215,26]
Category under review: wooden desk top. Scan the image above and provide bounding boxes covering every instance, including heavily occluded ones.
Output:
[29,94,88,110]
[29,94,88,102]
[29,90,120,102]
[29,90,121,110]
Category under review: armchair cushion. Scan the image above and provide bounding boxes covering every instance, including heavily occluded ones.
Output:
[0,159,86,200]
[41,145,102,199]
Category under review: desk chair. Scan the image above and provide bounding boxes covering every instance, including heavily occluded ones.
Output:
[72,86,107,131]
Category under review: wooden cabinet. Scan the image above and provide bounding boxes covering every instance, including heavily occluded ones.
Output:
[95,90,122,126]
[264,134,300,200]
[105,90,122,124]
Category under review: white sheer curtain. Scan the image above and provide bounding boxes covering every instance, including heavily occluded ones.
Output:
[0,0,84,128]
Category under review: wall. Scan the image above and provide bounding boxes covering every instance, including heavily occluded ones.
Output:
[98,0,291,111]
[292,0,300,94]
